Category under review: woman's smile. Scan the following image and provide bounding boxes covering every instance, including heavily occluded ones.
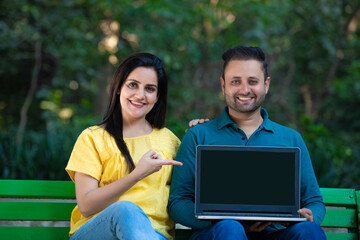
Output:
[129,100,146,108]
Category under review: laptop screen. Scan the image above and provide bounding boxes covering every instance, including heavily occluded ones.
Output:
[195,145,300,215]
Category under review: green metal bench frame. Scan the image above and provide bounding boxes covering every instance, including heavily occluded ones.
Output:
[0,180,359,240]
[320,188,360,240]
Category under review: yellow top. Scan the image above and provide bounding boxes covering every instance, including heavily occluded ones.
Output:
[65,126,180,239]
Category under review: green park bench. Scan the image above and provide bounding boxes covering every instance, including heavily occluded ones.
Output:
[0,179,359,240]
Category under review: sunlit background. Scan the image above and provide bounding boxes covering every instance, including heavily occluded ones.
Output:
[0,0,359,188]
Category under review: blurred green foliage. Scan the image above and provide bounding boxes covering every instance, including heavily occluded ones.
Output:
[0,0,359,188]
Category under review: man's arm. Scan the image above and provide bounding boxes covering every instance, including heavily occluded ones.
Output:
[168,128,212,229]
[298,136,326,225]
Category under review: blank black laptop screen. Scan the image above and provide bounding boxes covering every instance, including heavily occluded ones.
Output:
[199,147,296,206]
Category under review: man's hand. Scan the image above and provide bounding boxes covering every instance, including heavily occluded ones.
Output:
[298,208,313,222]
[242,221,273,232]
[275,208,313,228]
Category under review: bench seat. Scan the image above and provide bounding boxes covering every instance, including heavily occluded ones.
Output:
[0,180,359,240]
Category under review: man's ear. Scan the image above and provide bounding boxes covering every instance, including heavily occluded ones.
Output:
[220,76,225,94]
[265,77,271,94]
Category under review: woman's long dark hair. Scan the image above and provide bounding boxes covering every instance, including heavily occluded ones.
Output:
[99,53,168,172]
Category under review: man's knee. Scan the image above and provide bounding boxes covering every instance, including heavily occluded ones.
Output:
[289,221,326,240]
[212,220,247,239]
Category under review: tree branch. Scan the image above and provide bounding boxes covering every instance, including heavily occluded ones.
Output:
[16,41,42,144]
[277,51,298,125]
[312,4,360,119]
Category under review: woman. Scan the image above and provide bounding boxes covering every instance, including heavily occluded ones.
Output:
[66,53,182,240]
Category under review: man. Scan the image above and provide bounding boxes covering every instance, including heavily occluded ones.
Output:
[168,46,326,240]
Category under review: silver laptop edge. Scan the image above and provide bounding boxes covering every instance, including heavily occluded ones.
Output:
[197,215,306,222]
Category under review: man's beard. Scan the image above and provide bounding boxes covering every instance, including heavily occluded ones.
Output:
[225,93,266,114]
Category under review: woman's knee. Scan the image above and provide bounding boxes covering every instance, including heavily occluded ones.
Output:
[107,201,146,222]
[108,201,156,237]
[109,201,141,213]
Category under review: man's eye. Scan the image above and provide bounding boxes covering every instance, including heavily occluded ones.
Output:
[249,80,258,85]
[232,80,240,84]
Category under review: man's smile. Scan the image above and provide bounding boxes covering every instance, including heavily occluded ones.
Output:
[236,96,254,103]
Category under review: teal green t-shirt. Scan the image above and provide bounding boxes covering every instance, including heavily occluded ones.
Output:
[168,107,325,232]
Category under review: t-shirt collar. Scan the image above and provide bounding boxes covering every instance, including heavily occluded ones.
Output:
[217,106,274,133]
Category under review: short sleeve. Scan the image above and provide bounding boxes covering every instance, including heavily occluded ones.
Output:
[65,128,103,182]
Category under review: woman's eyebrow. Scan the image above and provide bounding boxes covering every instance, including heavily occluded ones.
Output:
[126,79,140,83]
[146,83,158,88]
[127,79,158,88]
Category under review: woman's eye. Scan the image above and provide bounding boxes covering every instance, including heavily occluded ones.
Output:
[128,82,137,88]
[146,87,156,92]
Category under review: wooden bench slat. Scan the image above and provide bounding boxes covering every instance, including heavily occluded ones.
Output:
[320,188,356,206]
[325,231,358,240]
[0,180,358,240]
[0,202,76,221]
[0,226,70,240]
[357,190,360,237]
[0,180,75,198]
[321,208,357,228]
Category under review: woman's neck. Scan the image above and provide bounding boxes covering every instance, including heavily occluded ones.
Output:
[122,118,153,138]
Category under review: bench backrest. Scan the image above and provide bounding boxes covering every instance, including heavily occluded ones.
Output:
[0,180,359,240]
[0,180,76,240]
[320,188,359,240]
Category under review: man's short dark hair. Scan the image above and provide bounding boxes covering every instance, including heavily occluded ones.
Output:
[222,46,269,80]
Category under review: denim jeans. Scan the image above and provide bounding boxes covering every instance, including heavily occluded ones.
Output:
[194,220,326,240]
[194,220,247,240]
[70,201,168,240]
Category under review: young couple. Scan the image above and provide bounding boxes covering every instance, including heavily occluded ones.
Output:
[66,46,326,240]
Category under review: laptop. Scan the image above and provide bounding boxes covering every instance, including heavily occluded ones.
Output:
[195,145,307,222]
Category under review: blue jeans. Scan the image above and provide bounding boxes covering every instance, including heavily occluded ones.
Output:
[194,220,326,240]
[70,201,168,240]
[193,220,247,240]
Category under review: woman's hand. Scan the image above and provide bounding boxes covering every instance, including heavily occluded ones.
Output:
[188,118,210,127]
[133,150,182,180]
[185,118,210,132]
[75,150,182,217]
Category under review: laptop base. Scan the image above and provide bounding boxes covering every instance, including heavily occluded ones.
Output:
[197,215,307,222]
